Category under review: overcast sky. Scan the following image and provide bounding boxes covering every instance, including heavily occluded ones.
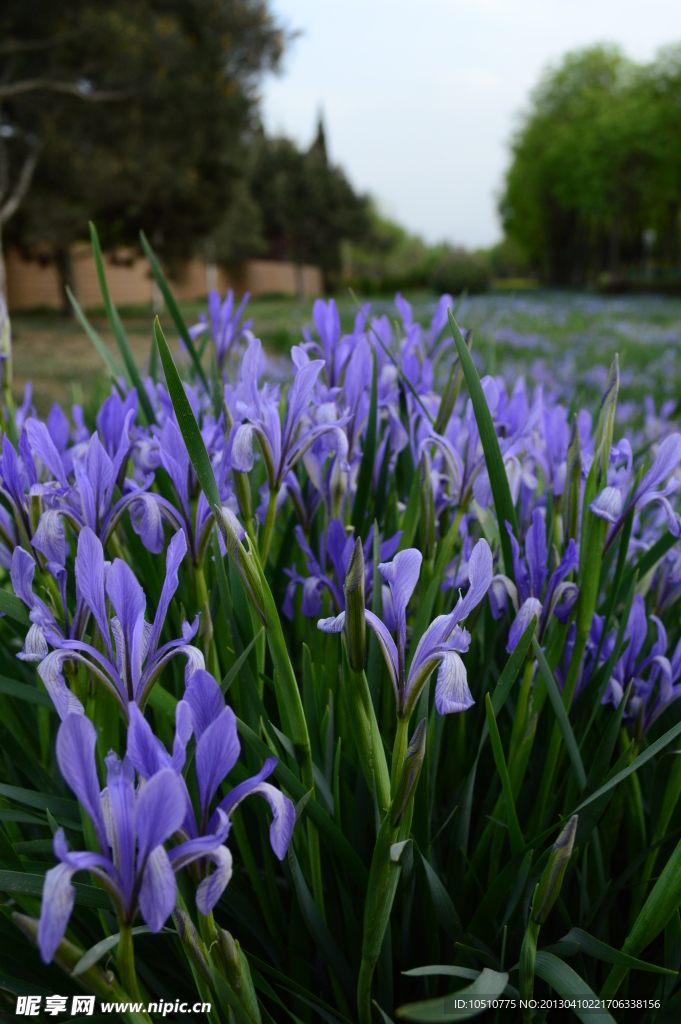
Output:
[261,1,681,248]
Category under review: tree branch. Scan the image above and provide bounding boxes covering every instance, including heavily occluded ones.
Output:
[0,79,131,102]
[0,142,41,227]
[0,31,82,56]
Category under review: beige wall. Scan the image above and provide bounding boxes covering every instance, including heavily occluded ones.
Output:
[6,245,323,311]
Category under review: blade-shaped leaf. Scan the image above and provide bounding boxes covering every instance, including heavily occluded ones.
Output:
[0,591,29,627]
[73,926,155,975]
[140,230,209,391]
[559,927,676,975]
[448,309,517,580]
[485,694,524,857]
[396,968,509,1021]
[0,677,52,708]
[89,222,157,426]
[533,636,587,790]
[286,847,355,1002]
[0,871,110,909]
[66,285,124,382]
[154,317,221,509]
[534,952,616,1023]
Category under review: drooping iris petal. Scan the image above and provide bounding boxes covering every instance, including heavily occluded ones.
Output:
[55,714,108,852]
[215,757,294,860]
[137,845,177,933]
[195,846,234,914]
[434,651,474,714]
[38,862,77,963]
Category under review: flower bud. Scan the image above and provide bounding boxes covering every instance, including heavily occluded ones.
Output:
[344,537,366,670]
[213,504,265,621]
[217,928,260,1024]
[172,908,212,985]
[532,814,578,925]
[390,718,427,827]
[565,415,581,542]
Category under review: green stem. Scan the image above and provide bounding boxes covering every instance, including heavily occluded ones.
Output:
[117,923,142,1000]
[391,716,410,796]
[358,955,375,1024]
[194,562,219,678]
[259,488,279,564]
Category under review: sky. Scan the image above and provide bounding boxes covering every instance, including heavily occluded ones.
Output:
[261,1,681,248]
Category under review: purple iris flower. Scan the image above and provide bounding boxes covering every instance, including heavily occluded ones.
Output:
[37,712,229,964]
[301,298,353,389]
[127,670,294,909]
[35,527,202,720]
[190,289,253,374]
[318,538,492,717]
[600,595,668,721]
[230,337,347,495]
[490,509,579,652]
[283,519,401,620]
[640,625,681,732]
[30,410,169,564]
[590,433,681,546]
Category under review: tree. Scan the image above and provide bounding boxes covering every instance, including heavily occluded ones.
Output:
[249,117,369,289]
[2,1,284,307]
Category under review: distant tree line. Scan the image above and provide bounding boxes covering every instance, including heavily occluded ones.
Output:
[500,45,681,288]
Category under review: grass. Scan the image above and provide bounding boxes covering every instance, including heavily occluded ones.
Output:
[10,290,681,417]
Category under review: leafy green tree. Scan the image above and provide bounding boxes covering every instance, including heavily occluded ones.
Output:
[249,117,369,289]
[2,1,284,307]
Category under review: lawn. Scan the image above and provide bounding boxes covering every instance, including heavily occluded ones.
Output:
[10,290,681,420]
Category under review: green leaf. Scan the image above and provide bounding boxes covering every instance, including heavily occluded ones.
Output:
[0,784,79,822]
[448,309,517,580]
[351,346,378,539]
[236,717,368,888]
[154,317,221,509]
[559,927,676,975]
[575,719,681,815]
[602,831,681,996]
[532,636,587,790]
[0,677,52,708]
[286,847,355,1002]
[485,694,524,857]
[398,470,421,552]
[402,966,479,980]
[419,852,465,942]
[140,230,209,392]
[66,286,125,382]
[396,967,509,1021]
[0,871,110,909]
[89,222,157,426]
[73,926,156,975]
[534,952,617,1023]
[479,616,536,755]
[220,628,264,694]
[0,591,29,627]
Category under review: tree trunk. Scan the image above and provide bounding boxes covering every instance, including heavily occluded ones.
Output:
[54,245,75,316]
[0,227,6,306]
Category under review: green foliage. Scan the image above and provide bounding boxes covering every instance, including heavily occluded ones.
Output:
[500,44,681,286]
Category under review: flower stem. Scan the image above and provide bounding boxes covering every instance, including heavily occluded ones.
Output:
[259,488,279,564]
[117,923,142,1001]
[391,715,410,796]
[357,956,375,1024]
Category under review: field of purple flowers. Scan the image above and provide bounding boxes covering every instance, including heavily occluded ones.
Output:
[0,230,681,1023]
